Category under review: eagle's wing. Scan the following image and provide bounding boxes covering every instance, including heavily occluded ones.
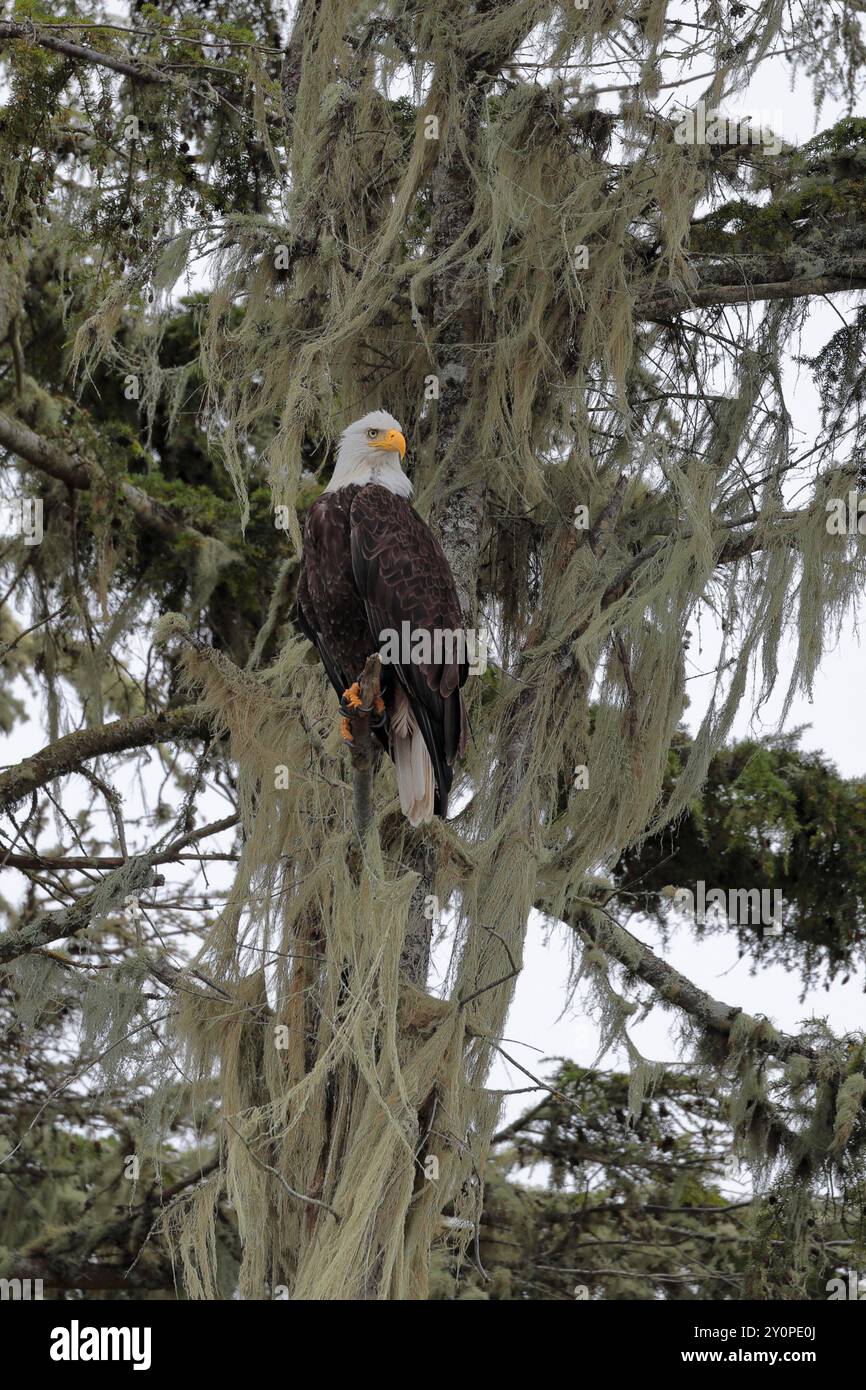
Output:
[349,484,467,813]
[296,493,352,698]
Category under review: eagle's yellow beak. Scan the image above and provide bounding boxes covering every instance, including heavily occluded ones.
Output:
[372,428,406,459]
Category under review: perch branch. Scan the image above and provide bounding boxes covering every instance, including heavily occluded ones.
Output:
[347,653,382,845]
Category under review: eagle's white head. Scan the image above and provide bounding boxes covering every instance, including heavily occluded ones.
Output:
[325,410,413,498]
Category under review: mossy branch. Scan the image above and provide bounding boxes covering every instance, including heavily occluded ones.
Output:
[559,895,823,1068]
[641,257,866,316]
[0,21,173,85]
[0,706,211,812]
[0,854,162,964]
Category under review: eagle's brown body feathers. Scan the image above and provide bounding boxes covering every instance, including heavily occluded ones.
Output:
[297,482,467,821]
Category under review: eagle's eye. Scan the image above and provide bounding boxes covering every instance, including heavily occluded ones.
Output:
[367,428,379,439]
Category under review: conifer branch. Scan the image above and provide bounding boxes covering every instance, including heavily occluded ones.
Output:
[0,409,240,560]
[0,21,172,85]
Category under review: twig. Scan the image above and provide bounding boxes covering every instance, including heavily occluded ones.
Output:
[224,1118,340,1222]
[458,925,521,1008]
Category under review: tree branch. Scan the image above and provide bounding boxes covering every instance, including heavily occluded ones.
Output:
[0,408,239,559]
[5,1155,222,1292]
[346,653,382,845]
[640,255,866,317]
[560,898,820,1066]
[0,706,211,812]
[5,1253,171,1292]
[0,855,161,965]
[0,20,172,85]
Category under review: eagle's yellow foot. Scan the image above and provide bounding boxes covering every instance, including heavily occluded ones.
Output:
[340,680,385,731]
[340,715,354,743]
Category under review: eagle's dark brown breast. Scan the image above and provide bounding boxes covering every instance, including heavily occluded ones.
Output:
[297,486,374,688]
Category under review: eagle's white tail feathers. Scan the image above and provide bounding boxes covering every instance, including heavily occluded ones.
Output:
[392,687,434,825]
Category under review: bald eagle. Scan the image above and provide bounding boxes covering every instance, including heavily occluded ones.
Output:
[296,411,468,825]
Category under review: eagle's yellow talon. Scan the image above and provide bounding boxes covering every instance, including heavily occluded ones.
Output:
[340,716,354,742]
[342,682,363,709]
